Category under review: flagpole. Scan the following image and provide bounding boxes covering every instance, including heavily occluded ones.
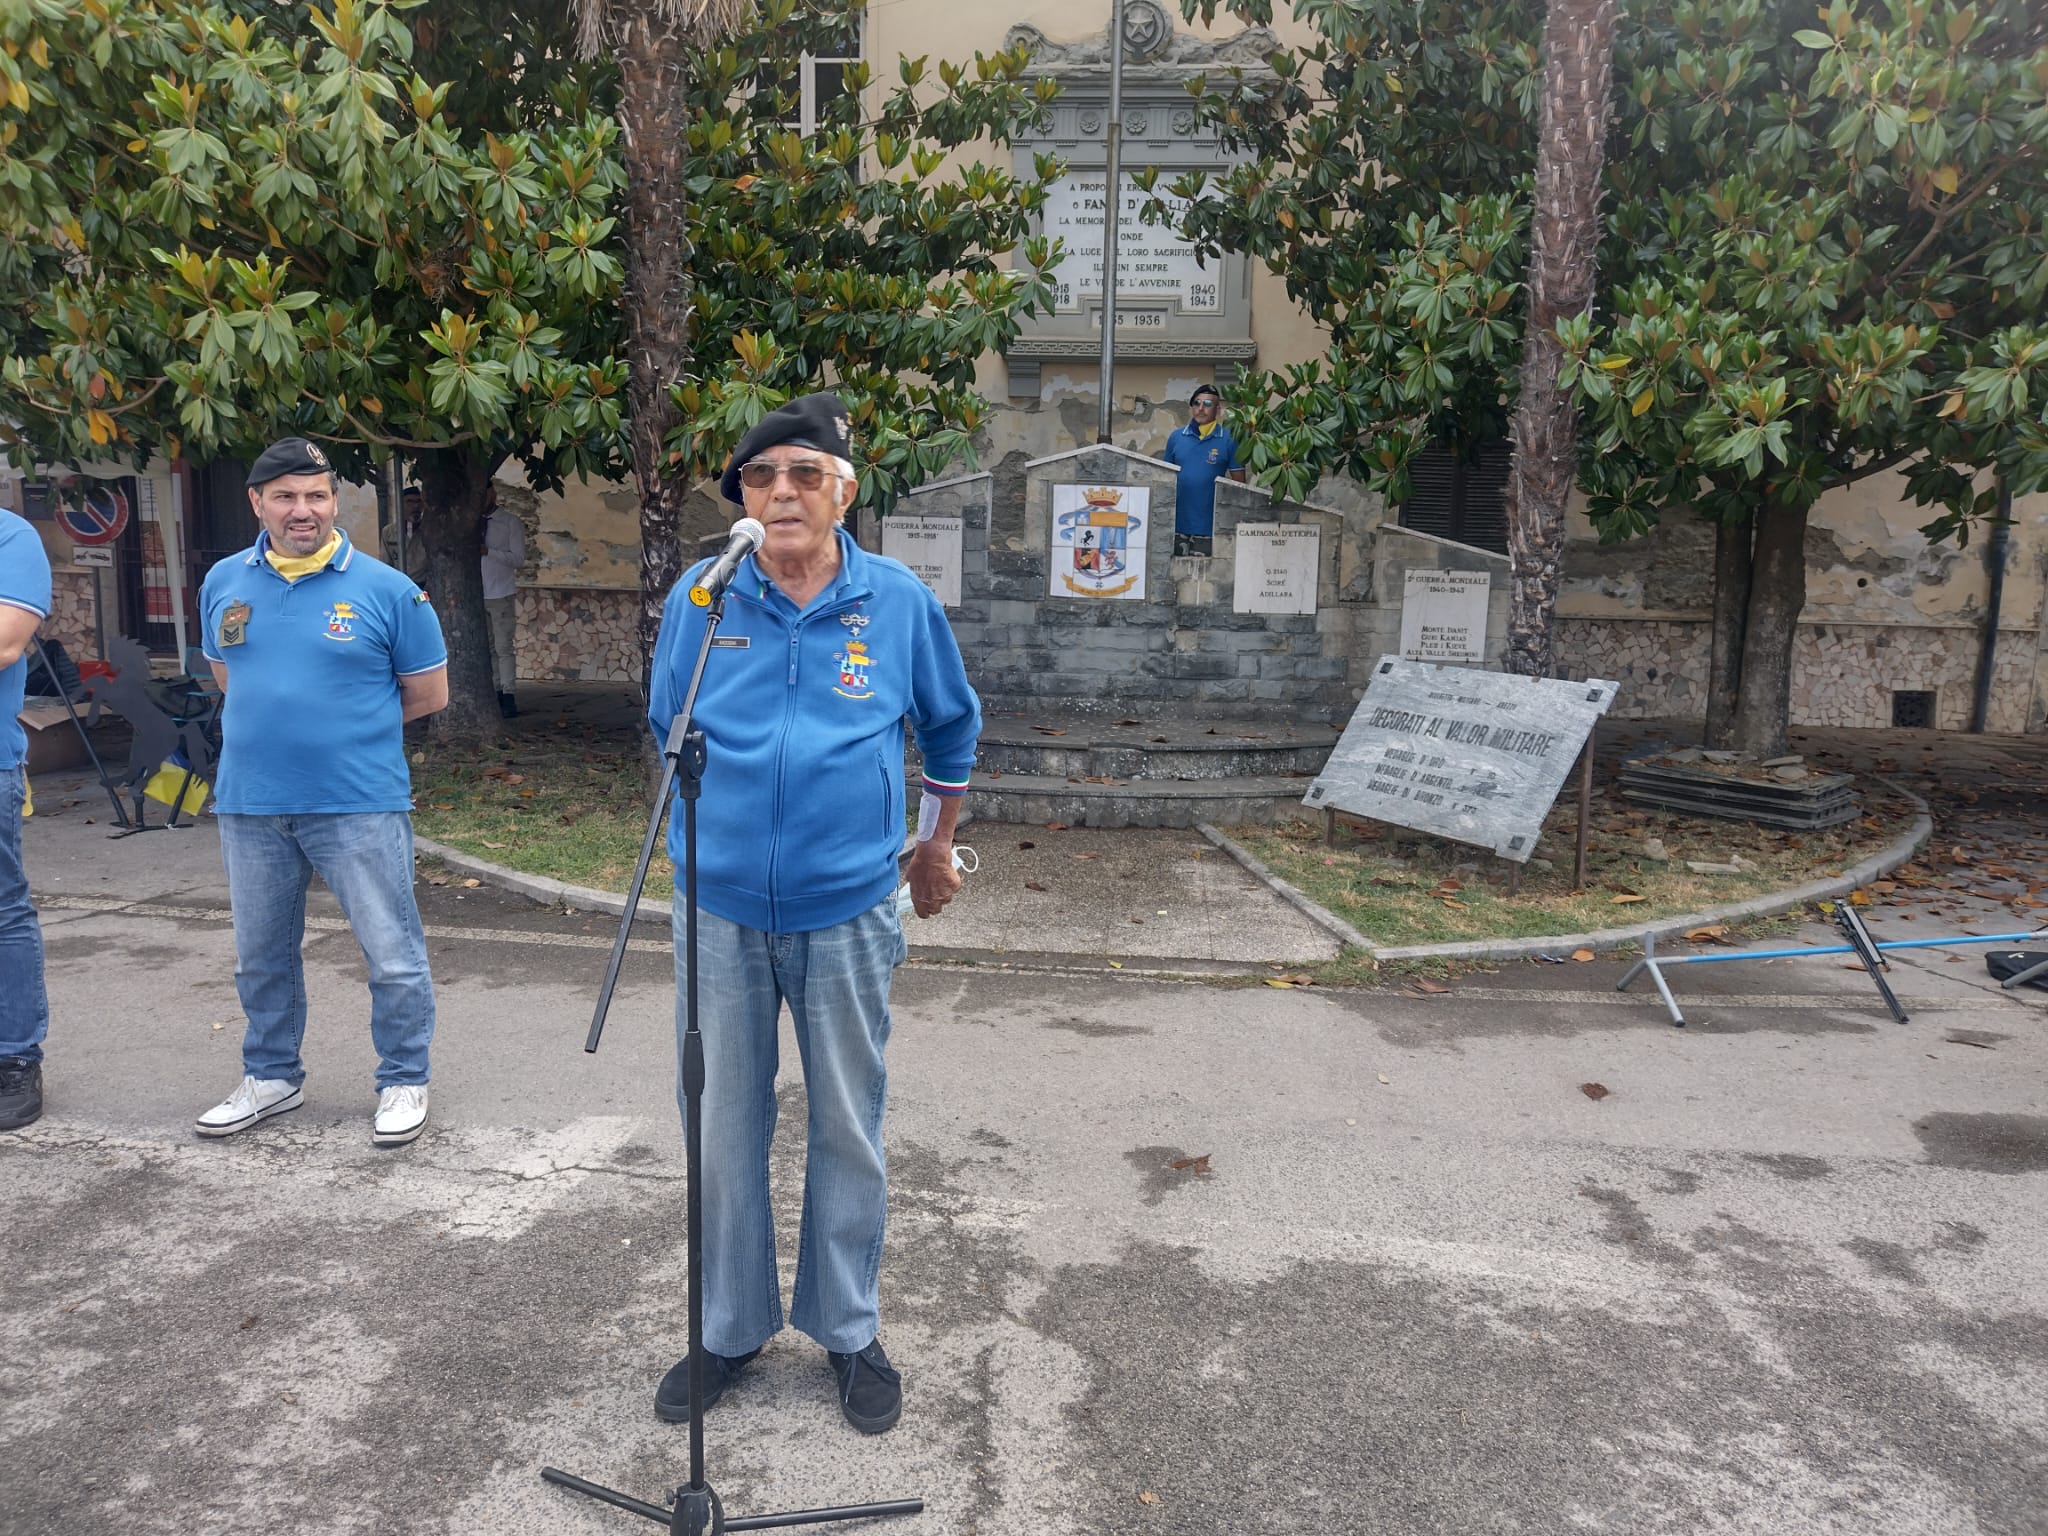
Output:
[1096,0,1124,444]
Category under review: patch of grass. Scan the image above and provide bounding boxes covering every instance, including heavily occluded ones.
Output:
[1227,790,1919,949]
[410,732,674,901]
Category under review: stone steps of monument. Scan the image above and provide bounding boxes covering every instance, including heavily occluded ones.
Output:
[975,712,1338,782]
[952,769,1317,830]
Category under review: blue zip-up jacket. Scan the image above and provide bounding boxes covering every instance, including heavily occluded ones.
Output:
[648,529,980,933]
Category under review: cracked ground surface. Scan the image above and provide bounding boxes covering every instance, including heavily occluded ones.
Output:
[4,802,2047,1535]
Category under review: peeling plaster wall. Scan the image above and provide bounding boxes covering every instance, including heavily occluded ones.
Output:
[1553,473,2048,733]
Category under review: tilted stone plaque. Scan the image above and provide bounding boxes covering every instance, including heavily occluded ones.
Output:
[1399,570,1489,664]
[881,514,963,608]
[1304,658,1617,861]
[1233,523,1319,615]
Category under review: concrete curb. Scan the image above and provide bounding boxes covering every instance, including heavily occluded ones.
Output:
[414,834,671,926]
[1195,823,1376,953]
[414,816,972,934]
[1199,783,1935,965]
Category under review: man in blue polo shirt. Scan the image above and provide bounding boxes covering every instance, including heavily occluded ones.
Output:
[1160,384,1245,556]
[195,438,450,1147]
[0,506,54,1130]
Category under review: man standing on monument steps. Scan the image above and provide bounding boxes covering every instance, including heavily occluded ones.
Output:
[1162,384,1245,556]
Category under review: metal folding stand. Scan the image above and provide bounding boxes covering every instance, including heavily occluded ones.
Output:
[28,635,133,831]
[1617,914,2048,1027]
[540,585,922,1535]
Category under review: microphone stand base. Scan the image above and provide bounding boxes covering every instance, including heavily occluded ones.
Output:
[541,1465,921,1533]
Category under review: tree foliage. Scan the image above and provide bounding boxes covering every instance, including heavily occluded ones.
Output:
[655,0,1064,514]
[1149,0,1543,504]
[0,0,1066,723]
[1561,0,2048,544]
[1162,0,2048,534]
[0,0,626,488]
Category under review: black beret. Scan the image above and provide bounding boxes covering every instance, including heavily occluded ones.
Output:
[246,436,333,489]
[1189,385,1221,405]
[719,393,852,504]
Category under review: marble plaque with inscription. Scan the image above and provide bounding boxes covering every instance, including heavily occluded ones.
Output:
[1304,659,1617,861]
[1232,523,1319,615]
[1400,570,1490,664]
[881,514,963,608]
[1043,176,1217,314]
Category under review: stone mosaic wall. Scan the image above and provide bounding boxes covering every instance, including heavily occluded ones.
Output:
[514,586,639,683]
[1558,616,2042,733]
[41,571,96,658]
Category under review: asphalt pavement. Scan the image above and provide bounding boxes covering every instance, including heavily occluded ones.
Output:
[4,760,2046,1536]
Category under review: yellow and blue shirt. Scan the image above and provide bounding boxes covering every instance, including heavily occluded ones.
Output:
[1,510,54,770]
[199,530,446,815]
[1161,419,1241,538]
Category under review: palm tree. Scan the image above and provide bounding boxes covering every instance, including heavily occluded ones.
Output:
[1504,0,1617,679]
[575,0,754,692]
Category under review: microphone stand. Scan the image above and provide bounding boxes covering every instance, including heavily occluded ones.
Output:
[541,583,923,1535]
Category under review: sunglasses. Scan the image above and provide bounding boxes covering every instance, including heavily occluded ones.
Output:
[738,460,841,491]
[1191,395,1220,408]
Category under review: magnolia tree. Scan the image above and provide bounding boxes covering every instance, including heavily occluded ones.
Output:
[1161,0,2048,756]
[1562,0,2048,755]
[0,0,627,734]
[0,0,1063,724]
[574,0,1066,675]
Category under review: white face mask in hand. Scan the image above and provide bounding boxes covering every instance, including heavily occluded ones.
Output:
[897,846,977,921]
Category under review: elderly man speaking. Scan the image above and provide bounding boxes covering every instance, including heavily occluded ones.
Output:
[646,394,978,1436]
[196,438,449,1147]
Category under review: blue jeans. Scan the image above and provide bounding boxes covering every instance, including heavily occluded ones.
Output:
[675,894,907,1356]
[0,765,48,1064]
[218,812,436,1089]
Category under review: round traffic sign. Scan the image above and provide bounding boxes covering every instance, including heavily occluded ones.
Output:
[56,482,131,546]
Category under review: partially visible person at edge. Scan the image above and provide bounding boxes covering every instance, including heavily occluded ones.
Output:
[481,485,526,719]
[1161,383,1246,556]
[380,482,428,584]
[0,505,54,1130]
[644,392,978,1437]
[195,438,450,1148]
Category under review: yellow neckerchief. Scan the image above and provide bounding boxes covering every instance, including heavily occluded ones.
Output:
[265,531,343,582]
[1195,419,1220,440]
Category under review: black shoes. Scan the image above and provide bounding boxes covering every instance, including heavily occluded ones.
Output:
[655,1338,903,1433]
[497,691,519,719]
[0,1057,43,1131]
[827,1337,902,1435]
[655,1347,761,1423]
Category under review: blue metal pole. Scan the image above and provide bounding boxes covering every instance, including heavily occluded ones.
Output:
[1646,929,2045,967]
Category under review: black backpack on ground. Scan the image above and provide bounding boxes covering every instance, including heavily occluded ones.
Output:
[1984,951,2048,990]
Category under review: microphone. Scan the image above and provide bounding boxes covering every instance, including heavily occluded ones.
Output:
[688,518,766,608]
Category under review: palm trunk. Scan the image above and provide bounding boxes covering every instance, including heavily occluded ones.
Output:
[1504,0,1617,678]
[1727,499,1807,759]
[413,450,499,739]
[612,7,702,701]
[1703,510,1752,748]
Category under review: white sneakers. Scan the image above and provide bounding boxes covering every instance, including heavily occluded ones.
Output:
[372,1084,430,1147]
[195,1075,303,1137]
[193,1076,429,1147]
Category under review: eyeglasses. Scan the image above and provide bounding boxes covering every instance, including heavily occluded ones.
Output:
[1191,396,1220,409]
[739,460,841,491]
